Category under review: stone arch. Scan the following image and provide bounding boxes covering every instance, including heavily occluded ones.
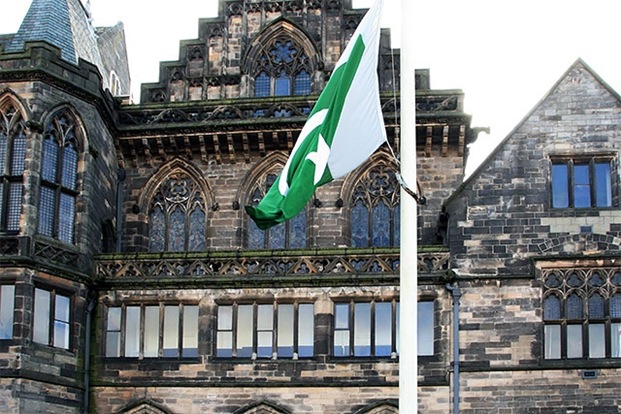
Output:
[117,399,172,414]
[233,400,291,414]
[340,149,400,247]
[353,400,399,414]
[0,90,31,122]
[138,157,215,213]
[137,157,215,252]
[242,18,321,96]
[538,233,621,255]
[40,103,88,153]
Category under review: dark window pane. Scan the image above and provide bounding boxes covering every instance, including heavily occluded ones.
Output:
[294,70,311,95]
[611,294,621,318]
[551,164,568,208]
[288,211,306,248]
[149,205,166,252]
[61,144,78,190]
[168,207,185,252]
[393,203,400,246]
[372,200,390,247]
[188,208,206,251]
[58,193,75,243]
[595,162,612,207]
[38,186,55,237]
[566,294,584,320]
[543,295,561,320]
[0,133,6,174]
[247,218,264,250]
[589,294,605,319]
[351,201,370,247]
[41,137,58,182]
[10,132,26,176]
[573,164,591,208]
[255,72,270,97]
[7,182,22,231]
[275,71,291,96]
[268,221,286,249]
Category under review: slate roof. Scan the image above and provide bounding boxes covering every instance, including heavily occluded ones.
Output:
[6,0,103,70]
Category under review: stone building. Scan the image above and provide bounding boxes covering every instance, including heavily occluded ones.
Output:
[1,0,620,413]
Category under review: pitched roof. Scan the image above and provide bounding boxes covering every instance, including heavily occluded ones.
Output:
[444,58,621,208]
[6,0,103,69]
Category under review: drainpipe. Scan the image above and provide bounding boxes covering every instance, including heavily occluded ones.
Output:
[116,169,126,253]
[445,282,461,414]
[83,299,96,414]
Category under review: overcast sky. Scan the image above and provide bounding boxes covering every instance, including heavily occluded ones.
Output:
[3,0,621,174]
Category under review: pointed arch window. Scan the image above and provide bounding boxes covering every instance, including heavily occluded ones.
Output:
[0,102,27,232]
[148,172,206,252]
[350,164,400,247]
[38,111,79,243]
[253,39,312,97]
[246,173,307,249]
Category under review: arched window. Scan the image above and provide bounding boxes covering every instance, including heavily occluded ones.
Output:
[148,172,206,252]
[0,101,26,232]
[253,38,312,97]
[38,110,79,243]
[246,172,307,249]
[350,164,400,247]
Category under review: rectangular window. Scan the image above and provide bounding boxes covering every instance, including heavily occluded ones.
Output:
[543,267,621,359]
[551,157,614,208]
[333,300,433,358]
[33,287,70,349]
[216,302,314,359]
[0,285,15,339]
[105,303,198,359]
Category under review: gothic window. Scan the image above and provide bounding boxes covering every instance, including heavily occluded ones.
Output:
[0,102,27,232]
[350,165,400,247]
[216,301,314,359]
[543,268,621,359]
[105,303,199,358]
[148,172,206,252]
[253,39,312,97]
[38,110,79,243]
[551,156,615,208]
[246,173,307,249]
[33,287,71,349]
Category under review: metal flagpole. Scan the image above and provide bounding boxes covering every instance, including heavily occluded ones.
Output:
[399,0,418,411]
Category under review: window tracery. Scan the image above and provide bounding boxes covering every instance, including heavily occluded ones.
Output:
[148,172,206,252]
[0,101,26,232]
[349,163,400,247]
[38,110,79,243]
[253,38,312,97]
[246,172,307,249]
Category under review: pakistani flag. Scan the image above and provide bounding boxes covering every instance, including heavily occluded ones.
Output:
[246,0,387,230]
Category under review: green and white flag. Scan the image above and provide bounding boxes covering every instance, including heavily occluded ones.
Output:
[246,0,387,230]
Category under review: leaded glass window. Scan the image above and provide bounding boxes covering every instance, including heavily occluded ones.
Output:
[38,111,79,243]
[542,267,621,359]
[246,173,307,249]
[350,164,400,247]
[253,38,312,98]
[0,102,26,232]
[148,172,207,252]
